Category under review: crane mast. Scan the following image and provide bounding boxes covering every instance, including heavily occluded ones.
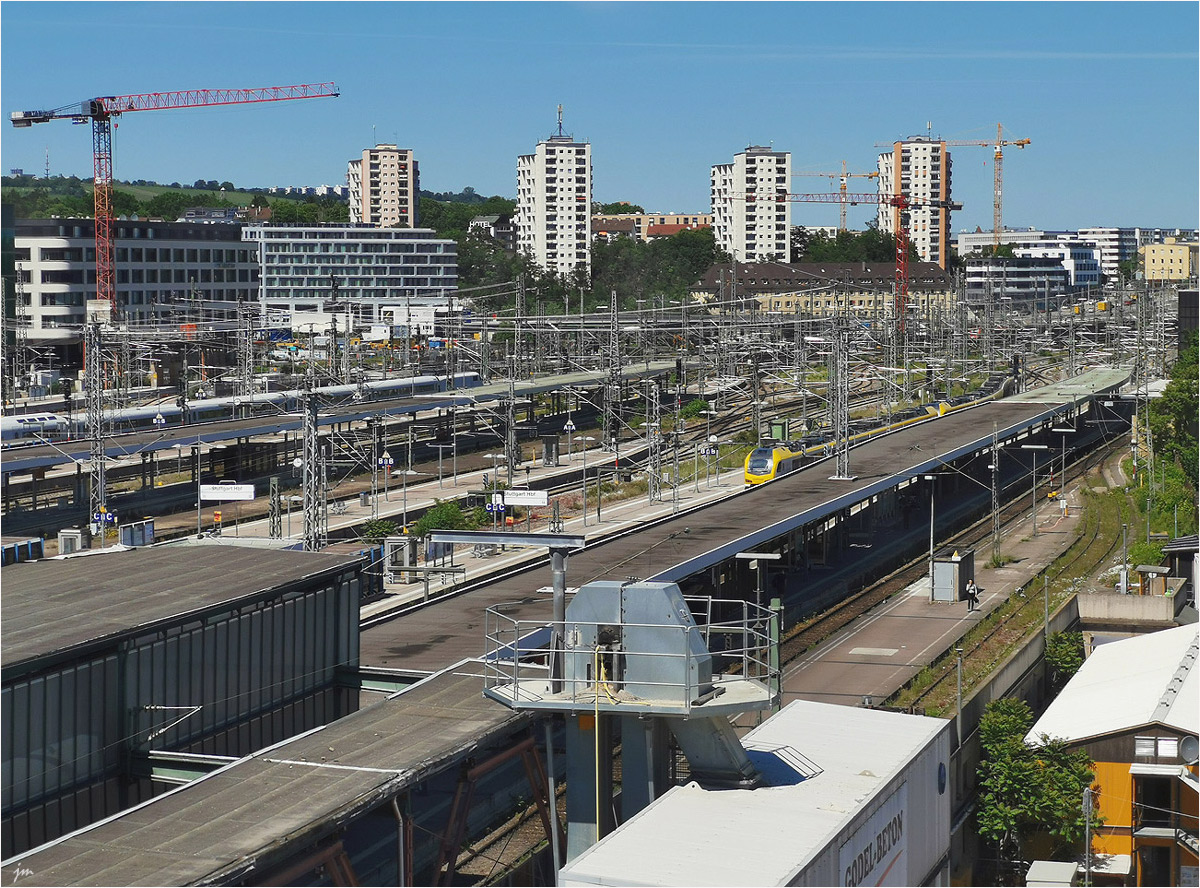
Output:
[11,82,340,313]
[10,82,338,540]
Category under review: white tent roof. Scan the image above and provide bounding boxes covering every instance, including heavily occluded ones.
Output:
[1027,624,1198,744]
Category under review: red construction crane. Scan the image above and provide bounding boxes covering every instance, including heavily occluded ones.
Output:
[734,189,962,321]
[791,161,880,230]
[11,82,340,313]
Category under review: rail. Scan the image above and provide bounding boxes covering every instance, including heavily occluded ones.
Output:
[482,595,776,716]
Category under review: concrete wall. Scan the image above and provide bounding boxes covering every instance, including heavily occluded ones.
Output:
[1078,590,1184,628]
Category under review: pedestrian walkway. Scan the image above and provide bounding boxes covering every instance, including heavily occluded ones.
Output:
[780,473,1089,708]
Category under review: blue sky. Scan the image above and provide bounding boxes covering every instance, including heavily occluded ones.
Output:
[2,2,1197,232]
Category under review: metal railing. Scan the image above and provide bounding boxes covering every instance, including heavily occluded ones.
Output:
[483,595,776,715]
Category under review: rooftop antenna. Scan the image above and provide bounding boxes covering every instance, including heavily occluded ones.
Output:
[556,103,564,137]
[927,120,932,139]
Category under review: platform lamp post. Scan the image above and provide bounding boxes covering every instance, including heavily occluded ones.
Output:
[398,467,418,532]
[432,444,453,489]
[955,647,964,750]
[1020,444,1049,536]
[1051,424,1074,513]
[924,474,938,601]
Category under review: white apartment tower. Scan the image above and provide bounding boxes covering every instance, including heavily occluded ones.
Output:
[347,145,419,228]
[711,146,792,262]
[877,139,953,268]
[516,112,593,280]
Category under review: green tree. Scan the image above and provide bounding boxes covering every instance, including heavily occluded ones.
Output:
[144,190,194,220]
[1148,335,1198,485]
[595,201,645,214]
[413,500,477,538]
[798,225,915,263]
[360,518,399,541]
[1044,632,1084,692]
[977,698,1098,873]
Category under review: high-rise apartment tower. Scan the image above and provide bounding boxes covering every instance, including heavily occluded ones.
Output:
[711,146,792,262]
[516,111,593,280]
[877,138,953,268]
[347,144,419,228]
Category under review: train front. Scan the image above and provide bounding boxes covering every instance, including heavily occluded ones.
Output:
[744,445,781,486]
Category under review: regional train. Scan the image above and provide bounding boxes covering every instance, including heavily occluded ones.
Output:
[744,372,1015,486]
[0,372,481,445]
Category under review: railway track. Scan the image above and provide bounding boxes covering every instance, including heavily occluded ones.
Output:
[776,435,1120,673]
[897,448,1127,711]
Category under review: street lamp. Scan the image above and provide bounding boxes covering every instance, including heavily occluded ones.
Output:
[1020,444,1049,536]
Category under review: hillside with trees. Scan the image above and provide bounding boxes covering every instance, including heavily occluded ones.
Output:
[0,175,348,223]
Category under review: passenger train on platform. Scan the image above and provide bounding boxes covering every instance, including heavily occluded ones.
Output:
[1,372,481,445]
[744,372,1016,486]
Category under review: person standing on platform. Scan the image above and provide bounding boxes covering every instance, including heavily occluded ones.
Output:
[965,578,980,612]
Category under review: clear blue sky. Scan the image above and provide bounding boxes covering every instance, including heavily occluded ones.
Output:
[2,2,1197,233]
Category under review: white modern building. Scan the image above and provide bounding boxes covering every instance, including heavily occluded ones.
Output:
[964,255,1073,305]
[244,224,456,327]
[711,145,792,262]
[1064,227,1139,282]
[12,218,258,349]
[877,138,953,268]
[516,121,593,280]
[1014,243,1102,288]
[347,144,420,229]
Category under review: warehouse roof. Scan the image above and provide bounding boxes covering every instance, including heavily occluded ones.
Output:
[560,701,949,887]
[1027,624,1199,744]
[1,545,361,673]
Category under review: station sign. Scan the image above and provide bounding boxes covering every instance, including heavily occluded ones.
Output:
[504,489,548,507]
[199,484,256,502]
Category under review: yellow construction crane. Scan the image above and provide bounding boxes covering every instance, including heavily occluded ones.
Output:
[792,160,879,230]
[944,124,1030,249]
[876,124,1030,250]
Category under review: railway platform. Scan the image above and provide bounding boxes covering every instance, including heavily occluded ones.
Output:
[781,472,1090,708]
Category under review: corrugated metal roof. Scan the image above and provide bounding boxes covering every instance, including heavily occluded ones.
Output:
[560,701,948,887]
[1027,624,1199,744]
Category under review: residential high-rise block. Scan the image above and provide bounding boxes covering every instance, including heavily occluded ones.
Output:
[711,146,792,262]
[877,139,953,268]
[347,145,419,228]
[516,113,592,280]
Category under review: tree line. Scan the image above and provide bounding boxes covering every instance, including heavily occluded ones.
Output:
[0,176,349,224]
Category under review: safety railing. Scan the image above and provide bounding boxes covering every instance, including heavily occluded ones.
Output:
[483,595,777,716]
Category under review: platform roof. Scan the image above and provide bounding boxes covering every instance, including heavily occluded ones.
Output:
[5,662,527,886]
[1,546,360,674]
[559,701,948,887]
[1005,367,1129,406]
[1027,623,1198,744]
[0,363,676,475]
